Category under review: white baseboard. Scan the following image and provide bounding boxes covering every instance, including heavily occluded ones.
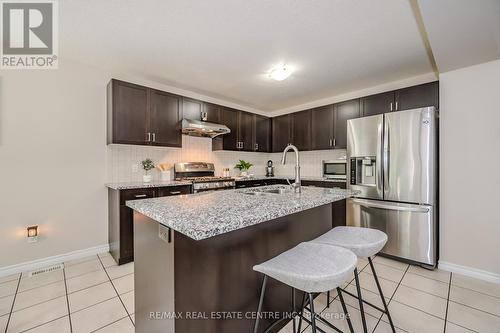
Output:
[0,244,110,278]
[438,260,500,284]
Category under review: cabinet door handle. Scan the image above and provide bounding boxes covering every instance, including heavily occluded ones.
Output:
[134,194,147,198]
[169,191,181,195]
[255,143,259,151]
[333,138,336,147]
[146,132,151,142]
[152,133,156,142]
[395,101,398,111]
[329,139,333,147]
[390,102,393,111]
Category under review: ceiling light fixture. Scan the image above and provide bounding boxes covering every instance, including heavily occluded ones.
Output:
[269,65,293,81]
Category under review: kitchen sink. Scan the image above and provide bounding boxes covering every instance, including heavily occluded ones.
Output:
[240,186,294,196]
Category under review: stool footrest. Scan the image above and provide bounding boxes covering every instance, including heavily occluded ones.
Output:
[339,288,387,314]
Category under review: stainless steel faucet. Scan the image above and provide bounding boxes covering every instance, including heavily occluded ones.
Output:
[281,144,301,193]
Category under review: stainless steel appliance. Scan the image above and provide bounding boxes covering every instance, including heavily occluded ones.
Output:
[322,160,347,180]
[347,107,438,267]
[181,111,230,138]
[174,162,235,193]
[266,160,274,177]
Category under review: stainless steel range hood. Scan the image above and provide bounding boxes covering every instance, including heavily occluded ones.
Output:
[181,119,230,138]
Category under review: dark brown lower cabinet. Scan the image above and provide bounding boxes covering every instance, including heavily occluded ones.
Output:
[301,180,347,228]
[108,185,192,265]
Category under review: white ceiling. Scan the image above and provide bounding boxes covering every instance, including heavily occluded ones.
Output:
[417,0,500,73]
[60,0,434,112]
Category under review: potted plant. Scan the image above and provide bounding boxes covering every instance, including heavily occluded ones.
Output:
[234,160,253,177]
[141,158,155,183]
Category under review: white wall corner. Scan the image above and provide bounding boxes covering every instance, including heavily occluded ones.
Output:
[438,261,500,284]
[0,244,110,278]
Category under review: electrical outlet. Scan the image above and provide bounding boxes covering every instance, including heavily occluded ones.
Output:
[131,164,139,173]
[158,225,170,243]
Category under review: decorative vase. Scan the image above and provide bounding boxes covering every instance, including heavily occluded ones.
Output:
[240,171,248,177]
[143,174,152,183]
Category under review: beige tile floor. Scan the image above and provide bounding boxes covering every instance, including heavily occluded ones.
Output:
[0,253,499,332]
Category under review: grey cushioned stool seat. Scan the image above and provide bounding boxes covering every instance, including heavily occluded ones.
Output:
[311,226,395,333]
[252,242,357,333]
[253,242,357,293]
[312,226,388,258]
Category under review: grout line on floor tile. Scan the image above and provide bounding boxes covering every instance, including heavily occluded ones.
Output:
[88,315,130,333]
[371,259,409,333]
[65,267,104,282]
[10,295,67,314]
[447,299,500,319]
[62,267,73,333]
[449,283,500,300]
[17,278,64,294]
[69,295,119,316]
[4,274,21,333]
[66,280,111,296]
[63,255,99,268]
[443,272,452,333]
[17,315,68,333]
[97,256,135,326]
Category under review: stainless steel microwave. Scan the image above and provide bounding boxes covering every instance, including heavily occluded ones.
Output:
[322,160,347,179]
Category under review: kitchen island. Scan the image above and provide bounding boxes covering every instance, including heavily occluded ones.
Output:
[127,185,355,333]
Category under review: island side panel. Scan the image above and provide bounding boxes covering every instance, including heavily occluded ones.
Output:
[174,203,333,333]
[134,211,175,333]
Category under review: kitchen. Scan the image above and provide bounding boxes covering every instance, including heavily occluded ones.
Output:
[1,1,500,333]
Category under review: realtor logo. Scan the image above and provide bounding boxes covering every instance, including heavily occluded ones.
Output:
[1,0,58,69]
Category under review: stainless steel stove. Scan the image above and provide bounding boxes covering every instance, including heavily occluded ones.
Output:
[174,162,235,193]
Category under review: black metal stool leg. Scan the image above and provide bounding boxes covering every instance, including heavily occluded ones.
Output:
[296,292,306,333]
[353,267,368,333]
[292,288,297,333]
[308,293,317,333]
[337,287,354,333]
[253,275,268,333]
[368,257,396,333]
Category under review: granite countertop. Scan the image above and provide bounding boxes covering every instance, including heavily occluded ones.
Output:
[106,180,192,190]
[234,175,347,183]
[126,185,356,240]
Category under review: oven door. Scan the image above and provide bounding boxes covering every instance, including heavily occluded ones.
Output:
[322,161,347,179]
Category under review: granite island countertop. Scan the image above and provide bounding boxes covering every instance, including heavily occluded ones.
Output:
[234,176,347,183]
[126,185,356,240]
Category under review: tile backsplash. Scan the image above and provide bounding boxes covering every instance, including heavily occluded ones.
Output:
[107,135,346,182]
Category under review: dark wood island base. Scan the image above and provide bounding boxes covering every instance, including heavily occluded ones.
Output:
[133,202,341,333]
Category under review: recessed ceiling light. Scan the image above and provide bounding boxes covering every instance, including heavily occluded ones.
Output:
[269,65,293,81]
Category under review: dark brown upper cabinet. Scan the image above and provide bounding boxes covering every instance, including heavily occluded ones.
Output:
[311,105,334,150]
[202,102,221,123]
[107,80,149,145]
[334,99,360,149]
[239,111,255,151]
[291,110,312,151]
[150,90,182,147]
[220,107,239,150]
[254,114,271,152]
[216,109,271,152]
[272,114,292,152]
[395,81,439,111]
[107,79,181,147]
[182,97,204,121]
[361,91,395,117]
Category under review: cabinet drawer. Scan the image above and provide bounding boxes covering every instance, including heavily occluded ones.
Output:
[120,188,155,205]
[157,185,192,197]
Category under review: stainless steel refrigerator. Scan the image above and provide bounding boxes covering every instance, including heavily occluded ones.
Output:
[346,107,438,268]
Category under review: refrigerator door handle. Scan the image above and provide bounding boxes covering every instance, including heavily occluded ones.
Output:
[376,119,384,196]
[383,118,390,193]
[350,199,430,213]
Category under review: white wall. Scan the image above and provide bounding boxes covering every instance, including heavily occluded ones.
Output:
[439,59,500,277]
[0,61,109,268]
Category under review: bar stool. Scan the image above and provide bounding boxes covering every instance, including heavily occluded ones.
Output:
[311,226,395,333]
[252,242,357,333]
